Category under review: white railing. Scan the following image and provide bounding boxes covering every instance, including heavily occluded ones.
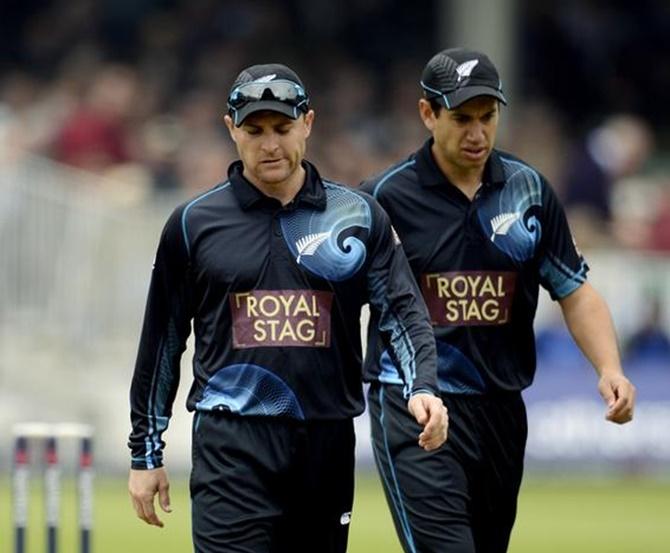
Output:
[0,155,177,343]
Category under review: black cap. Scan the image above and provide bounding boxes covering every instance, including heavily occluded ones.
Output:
[227,63,309,126]
[421,48,507,109]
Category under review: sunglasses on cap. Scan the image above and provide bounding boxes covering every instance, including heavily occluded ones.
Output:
[227,80,309,110]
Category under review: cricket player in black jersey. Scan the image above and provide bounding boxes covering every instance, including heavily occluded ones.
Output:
[360,48,636,553]
[127,63,447,553]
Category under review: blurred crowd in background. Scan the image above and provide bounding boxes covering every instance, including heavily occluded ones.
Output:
[1,0,669,362]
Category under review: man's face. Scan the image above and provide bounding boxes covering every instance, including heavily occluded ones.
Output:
[225,109,314,187]
[420,96,500,175]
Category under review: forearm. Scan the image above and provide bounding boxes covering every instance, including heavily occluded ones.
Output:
[559,282,623,377]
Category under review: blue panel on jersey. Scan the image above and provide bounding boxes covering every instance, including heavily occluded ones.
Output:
[539,252,587,298]
[280,183,371,281]
[436,340,486,394]
[196,364,305,419]
[378,350,404,385]
[477,157,543,262]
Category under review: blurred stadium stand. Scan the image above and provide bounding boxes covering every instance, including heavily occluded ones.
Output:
[1,0,669,474]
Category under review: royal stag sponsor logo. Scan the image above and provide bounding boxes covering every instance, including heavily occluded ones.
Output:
[230,290,333,348]
[421,271,517,326]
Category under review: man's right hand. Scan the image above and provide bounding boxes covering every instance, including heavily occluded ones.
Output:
[408,392,449,451]
[128,467,172,527]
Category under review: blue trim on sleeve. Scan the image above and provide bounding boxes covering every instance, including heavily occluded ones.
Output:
[540,252,588,299]
[143,317,182,469]
[368,274,417,396]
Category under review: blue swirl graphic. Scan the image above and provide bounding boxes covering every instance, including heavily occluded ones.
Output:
[196,364,305,419]
[280,183,371,281]
[435,340,486,394]
[477,157,543,261]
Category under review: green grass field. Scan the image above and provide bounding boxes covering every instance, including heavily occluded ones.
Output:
[2,472,669,552]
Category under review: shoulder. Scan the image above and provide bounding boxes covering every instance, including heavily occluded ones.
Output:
[321,178,389,227]
[321,178,379,214]
[494,150,545,183]
[177,180,232,221]
[322,178,373,203]
[492,150,555,198]
[172,180,232,248]
[359,154,418,200]
[180,180,233,217]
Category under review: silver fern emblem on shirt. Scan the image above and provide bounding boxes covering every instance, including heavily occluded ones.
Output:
[456,59,479,81]
[490,212,521,241]
[296,232,331,263]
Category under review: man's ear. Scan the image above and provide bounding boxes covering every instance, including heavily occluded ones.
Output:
[418,99,436,132]
[303,110,315,138]
[223,114,237,142]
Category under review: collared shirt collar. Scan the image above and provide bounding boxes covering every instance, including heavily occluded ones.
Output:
[414,138,506,190]
[228,160,327,211]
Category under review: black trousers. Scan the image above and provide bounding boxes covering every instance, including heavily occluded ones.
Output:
[368,383,527,553]
[190,411,355,553]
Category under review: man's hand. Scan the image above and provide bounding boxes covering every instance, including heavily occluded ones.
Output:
[598,373,636,424]
[408,392,448,451]
[128,467,172,527]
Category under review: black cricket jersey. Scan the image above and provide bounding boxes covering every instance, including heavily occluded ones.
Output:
[129,160,437,469]
[360,139,588,395]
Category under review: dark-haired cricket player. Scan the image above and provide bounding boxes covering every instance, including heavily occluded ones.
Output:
[361,47,636,553]
[127,63,447,553]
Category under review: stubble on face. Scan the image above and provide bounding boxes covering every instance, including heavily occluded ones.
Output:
[431,96,500,180]
[226,110,314,201]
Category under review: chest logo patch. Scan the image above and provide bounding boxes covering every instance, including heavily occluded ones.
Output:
[490,212,521,241]
[231,289,333,348]
[421,271,517,326]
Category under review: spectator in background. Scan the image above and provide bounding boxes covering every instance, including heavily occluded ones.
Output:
[645,189,670,252]
[561,114,653,248]
[51,64,139,173]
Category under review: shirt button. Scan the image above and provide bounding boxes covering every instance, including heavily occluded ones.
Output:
[272,218,282,237]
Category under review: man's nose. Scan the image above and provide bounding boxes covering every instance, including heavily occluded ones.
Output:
[466,122,485,141]
[260,133,280,153]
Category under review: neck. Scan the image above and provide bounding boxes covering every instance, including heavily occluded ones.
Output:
[431,143,484,201]
[244,164,306,206]
[449,176,482,201]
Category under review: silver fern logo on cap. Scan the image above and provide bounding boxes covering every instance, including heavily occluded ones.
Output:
[456,59,479,82]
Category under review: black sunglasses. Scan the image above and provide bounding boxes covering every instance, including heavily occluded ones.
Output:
[227,80,309,110]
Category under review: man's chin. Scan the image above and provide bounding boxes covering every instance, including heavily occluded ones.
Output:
[460,154,489,170]
[256,168,291,186]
